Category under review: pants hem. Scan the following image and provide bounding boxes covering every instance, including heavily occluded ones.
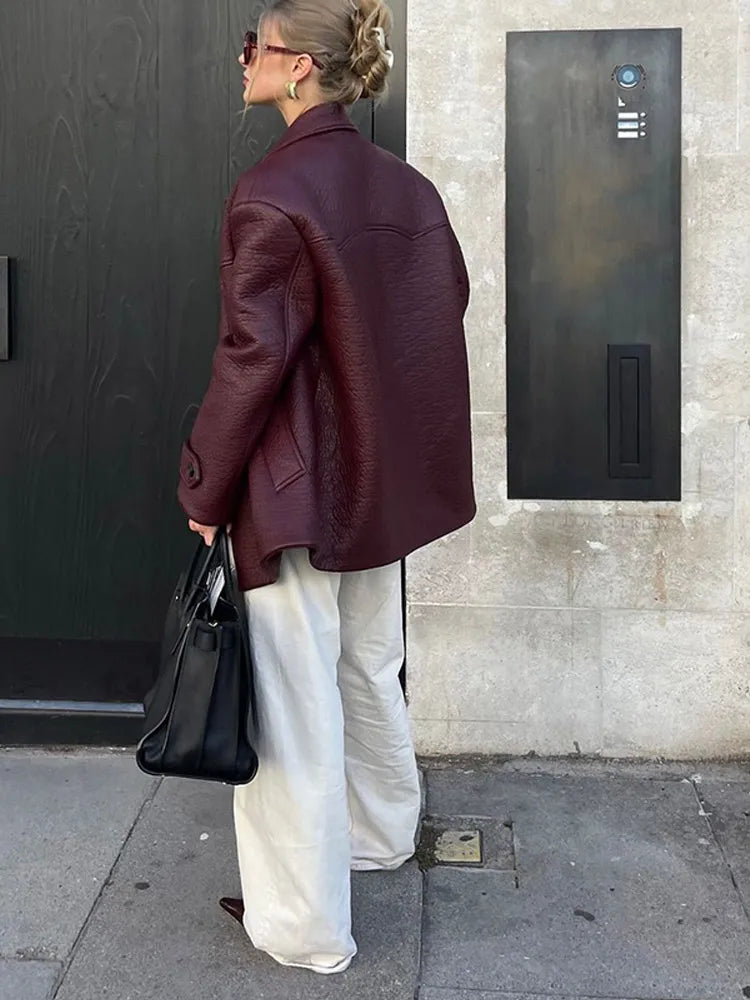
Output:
[350,853,415,871]
[263,948,356,974]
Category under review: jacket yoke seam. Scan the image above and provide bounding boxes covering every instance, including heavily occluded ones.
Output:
[337,222,449,253]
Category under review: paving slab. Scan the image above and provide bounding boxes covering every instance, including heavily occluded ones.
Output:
[419,992,658,1000]
[0,751,155,962]
[55,777,421,1000]
[422,769,750,1000]
[480,758,750,783]
[0,959,61,1000]
[696,779,750,912]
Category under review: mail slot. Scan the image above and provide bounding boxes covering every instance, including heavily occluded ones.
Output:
[0,257,9,362]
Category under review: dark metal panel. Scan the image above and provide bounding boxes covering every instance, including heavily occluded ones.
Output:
[0,0,89,638]
[506,29,681,501]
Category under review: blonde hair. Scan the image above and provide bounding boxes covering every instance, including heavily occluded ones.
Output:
[261,0,394,103]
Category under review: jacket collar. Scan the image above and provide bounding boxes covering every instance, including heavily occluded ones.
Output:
[269,102,358,156]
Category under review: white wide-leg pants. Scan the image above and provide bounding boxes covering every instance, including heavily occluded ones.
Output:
[232,546,422,974]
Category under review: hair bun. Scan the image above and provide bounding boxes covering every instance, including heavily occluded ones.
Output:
[350,0,394,100]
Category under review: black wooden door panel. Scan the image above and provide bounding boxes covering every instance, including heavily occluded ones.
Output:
[0,0,392,723]
[0,0,89,641]
[84,0,161,639]
[156,0,235,650]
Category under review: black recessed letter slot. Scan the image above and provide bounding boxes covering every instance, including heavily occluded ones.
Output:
[608,344,651,479]
[0,257,8,362]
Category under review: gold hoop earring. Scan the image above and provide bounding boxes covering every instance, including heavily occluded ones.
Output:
[285,80,299,100]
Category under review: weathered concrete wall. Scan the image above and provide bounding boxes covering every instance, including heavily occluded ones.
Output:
[405,0,750,758]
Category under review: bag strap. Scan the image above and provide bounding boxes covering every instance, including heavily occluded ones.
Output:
[217,529,256,723]
[185,535,214,588]
[218,529,244,615]
[176,533,224,635]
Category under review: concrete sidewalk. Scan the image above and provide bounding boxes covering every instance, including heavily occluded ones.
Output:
[1,751,749,1000]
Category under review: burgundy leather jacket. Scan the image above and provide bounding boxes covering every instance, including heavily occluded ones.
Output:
[178,102,475,590]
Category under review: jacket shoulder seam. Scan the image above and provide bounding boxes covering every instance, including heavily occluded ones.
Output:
[229,198,305,242]
[226,194,310,378]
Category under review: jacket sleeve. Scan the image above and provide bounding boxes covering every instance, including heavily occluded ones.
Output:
[177,200,316,525]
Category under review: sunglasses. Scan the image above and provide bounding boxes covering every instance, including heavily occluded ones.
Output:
[243,30,326,70]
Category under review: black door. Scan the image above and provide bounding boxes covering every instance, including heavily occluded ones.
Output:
[0,0,406,743]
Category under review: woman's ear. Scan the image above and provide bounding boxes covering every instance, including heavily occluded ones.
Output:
[292,53,314,83]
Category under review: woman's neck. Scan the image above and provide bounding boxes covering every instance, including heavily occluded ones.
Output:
[280,98,326,128]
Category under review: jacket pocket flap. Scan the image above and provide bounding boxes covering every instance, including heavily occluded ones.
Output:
[261,413,305,492]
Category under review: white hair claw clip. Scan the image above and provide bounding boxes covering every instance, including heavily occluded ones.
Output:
[374,26,395,69]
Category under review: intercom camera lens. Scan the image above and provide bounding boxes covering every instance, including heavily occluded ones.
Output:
[616,64,642,88]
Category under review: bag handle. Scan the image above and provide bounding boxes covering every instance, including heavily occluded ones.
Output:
[217,529,257,730]
[178,531,224,628]
[185,533,217,589]
[218,529,245,620]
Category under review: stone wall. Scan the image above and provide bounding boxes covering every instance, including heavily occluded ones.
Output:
[405,0,750,758]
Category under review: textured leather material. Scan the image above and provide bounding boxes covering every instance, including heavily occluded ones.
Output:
[177,102,476,591]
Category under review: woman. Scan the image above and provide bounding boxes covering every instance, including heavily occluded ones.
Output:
[177,0,475,975]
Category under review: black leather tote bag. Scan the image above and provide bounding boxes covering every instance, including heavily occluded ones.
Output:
[136,528,259,785]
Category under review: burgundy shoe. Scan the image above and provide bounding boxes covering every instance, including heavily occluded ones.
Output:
[219,897,245,926]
